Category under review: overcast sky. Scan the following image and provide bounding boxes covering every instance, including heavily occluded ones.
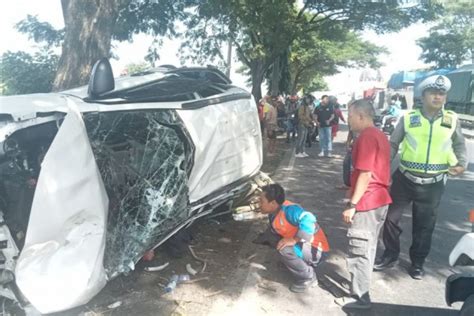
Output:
[0,0,432,93]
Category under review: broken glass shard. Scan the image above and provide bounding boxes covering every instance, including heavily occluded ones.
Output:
[84,110,192,277]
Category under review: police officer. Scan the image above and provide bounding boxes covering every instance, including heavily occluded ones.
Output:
[374,75,467,279]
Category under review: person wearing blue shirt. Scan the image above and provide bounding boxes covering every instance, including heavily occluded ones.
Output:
[382,95,402,126]
[254,183,330,292]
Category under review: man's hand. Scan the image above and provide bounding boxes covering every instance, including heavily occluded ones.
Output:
[276,237,297,251]
[448,166,465,176]
[342,208,356,224]
[326,120,331,126]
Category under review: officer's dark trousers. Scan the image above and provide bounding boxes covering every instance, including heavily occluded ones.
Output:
[382,169,446,266]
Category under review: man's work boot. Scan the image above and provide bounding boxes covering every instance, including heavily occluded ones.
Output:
[289,273,318,293]
[373,255,398,271]
[408,265,425,280]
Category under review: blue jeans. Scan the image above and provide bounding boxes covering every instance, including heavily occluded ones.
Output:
[286,118,297,141]
[296,125,308,154]
[319,126,332,155]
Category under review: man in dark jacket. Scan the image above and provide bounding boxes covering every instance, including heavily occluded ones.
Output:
[314,95,335,157]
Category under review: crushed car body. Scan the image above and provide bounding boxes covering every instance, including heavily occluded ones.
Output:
[0,59,262,313]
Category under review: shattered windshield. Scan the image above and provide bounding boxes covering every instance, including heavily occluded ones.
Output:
[84,110,194,277]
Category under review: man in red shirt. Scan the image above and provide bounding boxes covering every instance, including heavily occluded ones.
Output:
[335,99,392,310]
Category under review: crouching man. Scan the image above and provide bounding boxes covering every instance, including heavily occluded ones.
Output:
[256,183,330,292]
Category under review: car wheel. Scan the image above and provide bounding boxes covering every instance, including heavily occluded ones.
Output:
[460,294,474,316]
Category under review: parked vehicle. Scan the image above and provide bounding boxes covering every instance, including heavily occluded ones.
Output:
[0,59,263,313]
[445,65,474,117]
[413,65,474,127]
[446,210,474,316]
[374,113,384,129]
[382,115,400,135]
[374,109,403,136]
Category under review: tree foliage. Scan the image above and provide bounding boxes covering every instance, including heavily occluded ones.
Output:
[0,15,61,95]
[181,0,300,100]
[289,29,386,94]
[15,0,191,91]
[122,62,151,76]
[11,0,440,95]
[0,49,59,95]
[181,0,439,100]
[417,1,473,68]
[15,15,64,49]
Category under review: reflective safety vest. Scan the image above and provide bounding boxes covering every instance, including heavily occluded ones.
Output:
[272,200,330,252]
[400,109,458,174]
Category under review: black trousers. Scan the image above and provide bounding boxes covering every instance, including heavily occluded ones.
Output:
[382,169,446,266]
[306,126,317,147]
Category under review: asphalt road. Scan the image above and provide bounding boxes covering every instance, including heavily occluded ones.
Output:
[73,126,474,316]
[204,128,474,316]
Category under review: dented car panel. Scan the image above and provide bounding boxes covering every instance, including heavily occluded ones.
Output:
[16,105,109,313]
[0,65,262,313]
[177,96,262,203]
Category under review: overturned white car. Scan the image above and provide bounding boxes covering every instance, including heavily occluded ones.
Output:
[0,59,262,313]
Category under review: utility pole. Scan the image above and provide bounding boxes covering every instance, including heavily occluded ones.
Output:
[226,38,232,78]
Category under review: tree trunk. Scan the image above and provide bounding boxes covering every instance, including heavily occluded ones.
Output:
[53,0,119,91]
[291,71,301,95]
[270,56,281,97]
[250,61,265,103]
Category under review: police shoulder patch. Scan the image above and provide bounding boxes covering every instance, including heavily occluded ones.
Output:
[441,114,453,128]
[409,115,422,127]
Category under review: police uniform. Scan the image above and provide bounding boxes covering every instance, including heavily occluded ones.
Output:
[376,75,468,277]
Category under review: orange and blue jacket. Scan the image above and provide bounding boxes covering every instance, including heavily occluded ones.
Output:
[270,200,329,258]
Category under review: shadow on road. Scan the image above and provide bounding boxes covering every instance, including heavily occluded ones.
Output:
[342,302,458,316]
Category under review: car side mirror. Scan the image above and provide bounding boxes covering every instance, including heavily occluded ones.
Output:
[87,58,114,98]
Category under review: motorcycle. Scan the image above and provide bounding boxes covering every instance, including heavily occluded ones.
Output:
[374,109,394,131]
[446,209,474,315]
[382,116,400,135]
[374,114,384,129]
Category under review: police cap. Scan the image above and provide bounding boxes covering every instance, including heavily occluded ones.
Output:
[419,75,451,93]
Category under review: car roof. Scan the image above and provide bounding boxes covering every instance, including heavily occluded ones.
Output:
[0,93,70,121]
[65,66,232,100]
[0,66,249,122]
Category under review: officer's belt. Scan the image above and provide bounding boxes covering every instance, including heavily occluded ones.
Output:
[402,170,446,185]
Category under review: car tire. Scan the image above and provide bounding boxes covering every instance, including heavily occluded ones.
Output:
[460,294,474,316]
